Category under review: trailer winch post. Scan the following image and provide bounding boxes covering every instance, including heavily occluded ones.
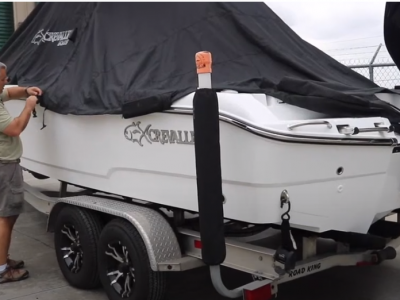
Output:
[192,51,275,300]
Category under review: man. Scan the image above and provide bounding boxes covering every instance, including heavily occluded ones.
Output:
[0,62,42,284]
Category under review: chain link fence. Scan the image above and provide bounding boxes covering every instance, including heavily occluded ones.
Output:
[348,60,400,89]
[340,44,400,89]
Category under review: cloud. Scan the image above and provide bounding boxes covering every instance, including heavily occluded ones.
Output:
[265,1,390,64]
[266,2,386,48]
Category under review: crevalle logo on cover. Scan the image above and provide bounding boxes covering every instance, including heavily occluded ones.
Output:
[31,29,74,46]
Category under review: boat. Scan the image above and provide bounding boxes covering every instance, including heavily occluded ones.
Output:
[2,2,400,236]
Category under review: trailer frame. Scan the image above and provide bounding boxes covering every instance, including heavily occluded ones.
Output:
[22,179,400,300]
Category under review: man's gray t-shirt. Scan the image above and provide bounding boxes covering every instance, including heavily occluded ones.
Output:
[0,89,23,160]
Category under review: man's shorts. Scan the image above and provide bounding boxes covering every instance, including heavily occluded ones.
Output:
[0,162,24,217]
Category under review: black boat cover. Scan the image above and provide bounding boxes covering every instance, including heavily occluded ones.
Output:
[1,2,400,125]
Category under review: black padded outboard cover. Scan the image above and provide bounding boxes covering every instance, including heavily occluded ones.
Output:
[193,88,226,266]
[0,2,400,126]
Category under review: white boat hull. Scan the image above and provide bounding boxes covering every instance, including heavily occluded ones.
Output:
[4,89,400,234]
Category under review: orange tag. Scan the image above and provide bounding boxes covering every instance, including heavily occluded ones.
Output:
[196,51,212,74]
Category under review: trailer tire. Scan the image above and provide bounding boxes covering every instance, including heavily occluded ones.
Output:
[98,218,167,300]
[54,205,103,289]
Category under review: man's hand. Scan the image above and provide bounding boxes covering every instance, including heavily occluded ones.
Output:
[26,87,42,96]
[25,96,38,111]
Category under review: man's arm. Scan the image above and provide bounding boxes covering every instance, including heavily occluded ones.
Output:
[1,96,38,137]
[3,86,28,100]
[3,86,42,101]
[1,106,32,137]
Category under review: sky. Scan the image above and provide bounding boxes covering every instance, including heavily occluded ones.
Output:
[265,1,391,65]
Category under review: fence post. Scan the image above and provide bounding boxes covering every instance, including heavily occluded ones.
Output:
[369,43,382,81]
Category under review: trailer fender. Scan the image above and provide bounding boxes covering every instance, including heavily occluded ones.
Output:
[47,195,182,271]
